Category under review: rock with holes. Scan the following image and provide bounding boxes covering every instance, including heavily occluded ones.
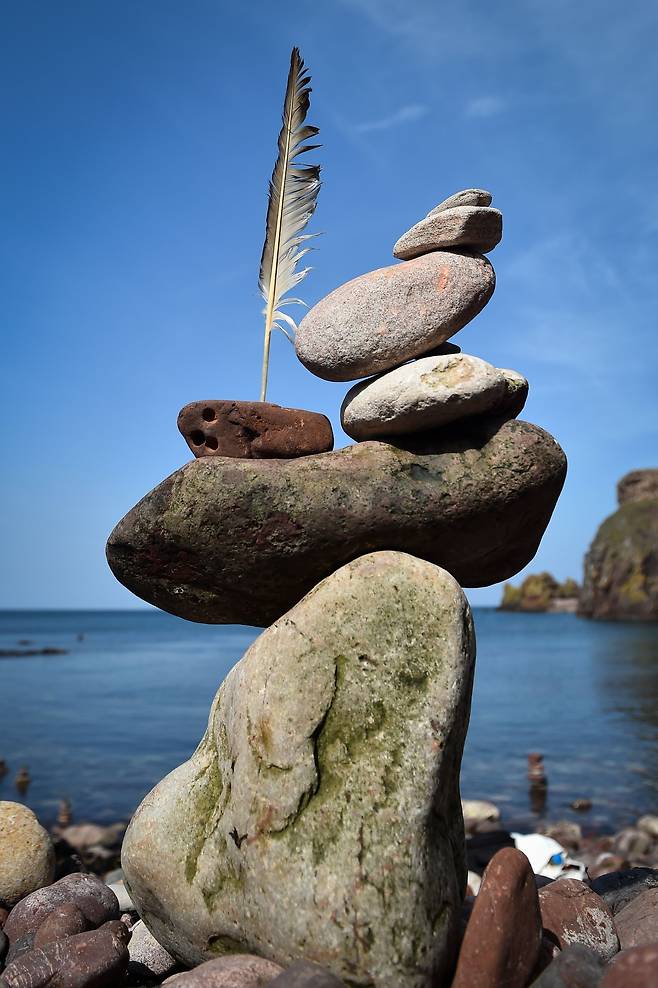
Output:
[107,417,566,626]
[177,401,334,460]
[295,251,495,381]
[340,353,509,440]
[121,552,476,985]
[393,206,502,260]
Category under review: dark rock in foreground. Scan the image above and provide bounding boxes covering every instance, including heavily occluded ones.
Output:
[579,469,658,621]
[107,418,566,626]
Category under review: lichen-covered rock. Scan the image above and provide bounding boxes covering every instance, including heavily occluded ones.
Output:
[295,252,495,382]
[122,552,476,986]
[538,879,619,961]
[107,418,566,626]
[579,471,658,620]
[0,802,55,908]
[340,354,508,440]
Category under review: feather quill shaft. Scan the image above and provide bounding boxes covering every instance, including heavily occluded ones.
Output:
[258,48,320,401]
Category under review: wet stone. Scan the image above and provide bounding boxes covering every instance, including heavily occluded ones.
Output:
[177,401,334,460]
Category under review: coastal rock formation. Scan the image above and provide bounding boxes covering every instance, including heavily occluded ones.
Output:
[177,401,333,460]
[122,552,475,986]
[294,251,495,381]
[579,469,658,620]
[500,573,581,613]
[340,353,508,440]
[0,803,55,908]
[107,418,566,626]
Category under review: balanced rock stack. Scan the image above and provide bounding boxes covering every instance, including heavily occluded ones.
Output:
[296,189,524,443]
[105,190,567,987]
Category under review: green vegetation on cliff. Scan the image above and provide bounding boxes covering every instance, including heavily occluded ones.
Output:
[500,572,580,612]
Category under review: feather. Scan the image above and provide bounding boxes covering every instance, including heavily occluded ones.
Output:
[258,47,321,401]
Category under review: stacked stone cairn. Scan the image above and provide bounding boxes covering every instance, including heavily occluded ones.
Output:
[81,187,614,988]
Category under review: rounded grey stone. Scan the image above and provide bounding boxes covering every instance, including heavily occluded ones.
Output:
[340,353,507,440]
[393,206,503,260]
[295,251,495,382]
[428,189,493,215]
[122,552,476,986]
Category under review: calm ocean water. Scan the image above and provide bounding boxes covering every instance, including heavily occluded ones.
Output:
[1,609,657,831]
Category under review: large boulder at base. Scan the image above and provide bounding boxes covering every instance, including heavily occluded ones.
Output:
[295,251,495,382]
[121,552,476,987]
[579,471,658,620]
[107,418,566,626]
[0,802,55,907]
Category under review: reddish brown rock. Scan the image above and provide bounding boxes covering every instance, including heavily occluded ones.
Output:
[1,920,129,987]
[33,903,90,947]
[4,873,119,943]
[600,944,658,987]
[538,879,619,960]
[452,847,542,988]
[163,954,283,986]
[177,401,334,460]
[614,887,658,949]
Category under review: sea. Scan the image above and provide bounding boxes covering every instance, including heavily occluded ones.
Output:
[1,609,657,833]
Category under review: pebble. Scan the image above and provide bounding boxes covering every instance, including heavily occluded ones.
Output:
[636,814,658,839]
[340,353,507,440]
[0,802,55,907]
[538,879,619,961]
[600,943,658,987]
[393,205,503,259]
[614,887,658,949]
[530,943,606,987]
[428,188,493,214]
[542,821,583,851]
[107,417,566,626]
[295,251,495,381]
[33,903,89,947]
[1,921,129,988]
[452,847,543,988]
[496,368,529,419]
[613,827,652,858]
[106,879,134,913]
[4,873,120,942]
[177,401,334,460]
[268,960,347,987]
[163,954,283,986]
[128,920,178,980]
[462,799,501,833]
[589,867,658,915]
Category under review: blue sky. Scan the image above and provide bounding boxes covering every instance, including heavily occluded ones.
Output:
[2,0,657,611]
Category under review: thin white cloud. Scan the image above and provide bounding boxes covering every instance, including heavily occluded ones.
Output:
[465,95,505,118]
[352,103,430,133]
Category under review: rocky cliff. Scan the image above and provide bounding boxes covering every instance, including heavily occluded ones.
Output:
[579,469,658,621]
[500,572,580,612]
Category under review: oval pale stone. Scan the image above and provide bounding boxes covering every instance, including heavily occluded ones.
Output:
[106,418,566,626]
[428,189,493,215]
[341,353,508,440]
[121,552,476,986]
[295,252,495,382]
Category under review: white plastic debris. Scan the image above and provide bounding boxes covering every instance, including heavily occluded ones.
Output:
[511,832,587,881]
